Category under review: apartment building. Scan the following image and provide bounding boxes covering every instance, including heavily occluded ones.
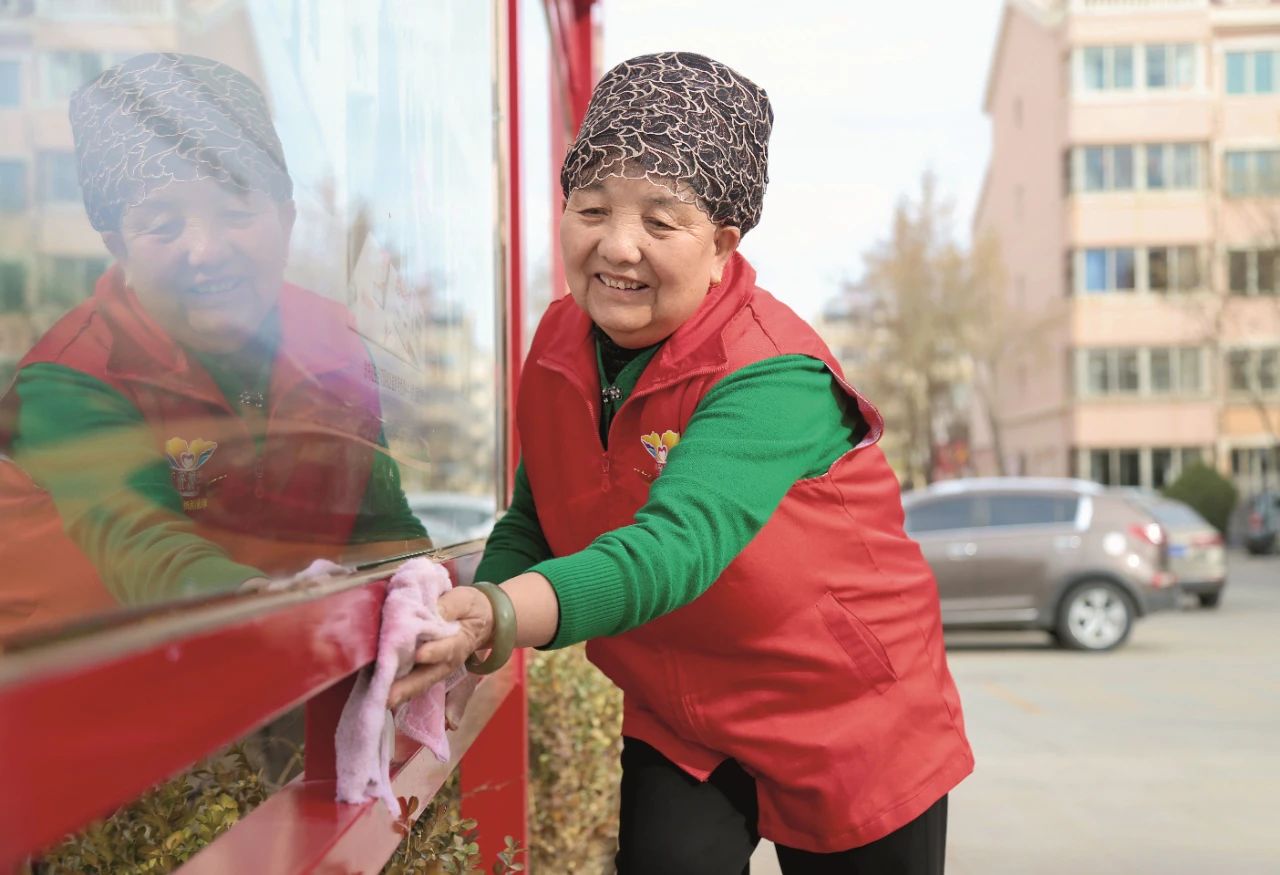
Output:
[974,0,1280,496]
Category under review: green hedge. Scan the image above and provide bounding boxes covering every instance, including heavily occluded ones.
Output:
[1163,462,1239,535]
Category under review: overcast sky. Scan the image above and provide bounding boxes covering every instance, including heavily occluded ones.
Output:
[599,0,1007,319]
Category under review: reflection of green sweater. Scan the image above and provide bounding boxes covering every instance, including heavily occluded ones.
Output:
[475,345,867,649]
[10,357,424,605]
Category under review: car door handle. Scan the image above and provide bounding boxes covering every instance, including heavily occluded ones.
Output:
[946,542,978,560]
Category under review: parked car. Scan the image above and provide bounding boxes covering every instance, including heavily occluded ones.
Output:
[1244,491,1280,556]
[1121,493,1226,608]
[406,491,496,549]
[901,478,1178,651]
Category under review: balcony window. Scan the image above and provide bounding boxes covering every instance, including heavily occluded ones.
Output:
[0,161,25,211]
[37,151,79,202]
[0,261,25,313]
[1225,50,1280,95]
[1146,44,1195,90]
[0,60,19,106]
[1224,149,1280,197]
[1082,45,1134,91]
[1072,143,1201,192]
[1078,347,1205,397]
[1228,249,1280,295]
[1082,247,1138,293]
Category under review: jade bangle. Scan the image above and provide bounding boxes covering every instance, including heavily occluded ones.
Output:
[465,582,516,675]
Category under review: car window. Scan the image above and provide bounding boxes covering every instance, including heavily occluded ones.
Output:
[1149,501,1207,527]
[904,496,980,533]
[987,494,1080,527]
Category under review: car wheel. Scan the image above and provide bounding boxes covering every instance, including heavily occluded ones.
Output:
[1198,592,1222,609]
[1055,581,1134,652]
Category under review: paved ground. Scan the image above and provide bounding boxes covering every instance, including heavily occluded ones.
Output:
[751,551,1280,874]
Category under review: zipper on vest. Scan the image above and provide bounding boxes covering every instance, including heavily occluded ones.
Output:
[253,457,265,499]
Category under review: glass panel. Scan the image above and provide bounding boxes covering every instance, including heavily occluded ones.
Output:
[1086,350,1111,394]
[1116,350,1140,391]
[0,5,504,646]
[988,494,1078,527]
[1261,150,1280,195]
[1229,250,1249,293]
[1112,145,1134,189]
[1259,249,1276,295]
[1180,348,1202,392]
[904,496,978,534]
[1114,46,1134,89]
[1084,146,1106,191]
[0,161,26,211]
[1175,246,1199,290]
[1090,449,1113,485]
[1172,143,1197,188]
[1150,348,1173,393]
[1152,448,1174,489]
[1227,51,1248,94]
[1146,144,1166,189]
[1146,44,1169,88]
[1117,450,1141,487]
[1257,51,1275,94]
[1114,248,1136,290]
[1148,247,1169,291]
[1085,249,1108,291]
[1228,350,1252,391]
[0,60,20,106]
[1225,151,1249,196]
[1150,499,1208,527]
[1083,47,1106,90]
[1260,349,1279,392]
[1174,44,1195,88]
[519,0,556,358]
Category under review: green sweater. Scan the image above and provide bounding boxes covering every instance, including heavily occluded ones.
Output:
[10,351,424,605]
[474,345,866,649]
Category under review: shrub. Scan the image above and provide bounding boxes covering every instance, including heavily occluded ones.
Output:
[527,645,623,874]
[1163,462,1239,535]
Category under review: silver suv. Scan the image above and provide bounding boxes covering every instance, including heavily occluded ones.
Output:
[902,478,1178,651]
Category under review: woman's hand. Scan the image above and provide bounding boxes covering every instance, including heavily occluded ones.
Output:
[388,586,494,709]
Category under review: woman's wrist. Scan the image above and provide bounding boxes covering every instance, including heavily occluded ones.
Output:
[465,582,516,674]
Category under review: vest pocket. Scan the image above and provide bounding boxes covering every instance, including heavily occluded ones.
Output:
[816,591,897,694]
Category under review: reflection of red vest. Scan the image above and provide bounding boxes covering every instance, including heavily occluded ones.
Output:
[0,266,382,634]
[519,254,973,852]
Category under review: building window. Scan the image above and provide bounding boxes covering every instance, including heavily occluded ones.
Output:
[1227,249,1280,295]
[0,60,19,106]
[39,256,106,310]
[1226,347,1280,395]
[1071,143,1202,192]
[1078,347,1205,397]
[1225,50,1279,95]
[1224,149,1280,197]
[0,262,25,313]
[42,51,108,102]
[1082,45,1135,91]
[1075,245,1200,294]
[37,151,79,203]
[0,161,25,211]
[1146,44,1196,90]
[1147,246,1200,292]
[1084,446,1208,488]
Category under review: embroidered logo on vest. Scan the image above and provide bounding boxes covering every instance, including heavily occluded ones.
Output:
[165,437,218,509]
[640,430,680,477]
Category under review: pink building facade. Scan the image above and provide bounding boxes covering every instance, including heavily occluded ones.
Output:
[975,0,1280,497]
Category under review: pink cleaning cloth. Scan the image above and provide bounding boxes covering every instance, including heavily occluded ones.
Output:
[334,557,482,811]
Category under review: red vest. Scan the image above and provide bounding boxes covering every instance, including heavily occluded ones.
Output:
[0,266,382,634]
[519,254,973,851]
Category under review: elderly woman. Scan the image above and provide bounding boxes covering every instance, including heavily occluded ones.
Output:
[0,53,426,628]
[392,52,972,873]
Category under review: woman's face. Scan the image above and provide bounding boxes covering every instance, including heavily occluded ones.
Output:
[105,178,295,353]
[561,175,740,348]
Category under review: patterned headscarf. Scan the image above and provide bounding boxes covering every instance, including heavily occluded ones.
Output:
[69,53,292,232]
[561,52,773,234]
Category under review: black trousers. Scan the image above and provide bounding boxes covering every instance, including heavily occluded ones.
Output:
[616,737,948,875]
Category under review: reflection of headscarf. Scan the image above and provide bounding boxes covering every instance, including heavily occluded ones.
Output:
[69,53,292,232]
[560,52,773,234]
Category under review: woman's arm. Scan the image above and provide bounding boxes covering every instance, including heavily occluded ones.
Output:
[10,363,265,603]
